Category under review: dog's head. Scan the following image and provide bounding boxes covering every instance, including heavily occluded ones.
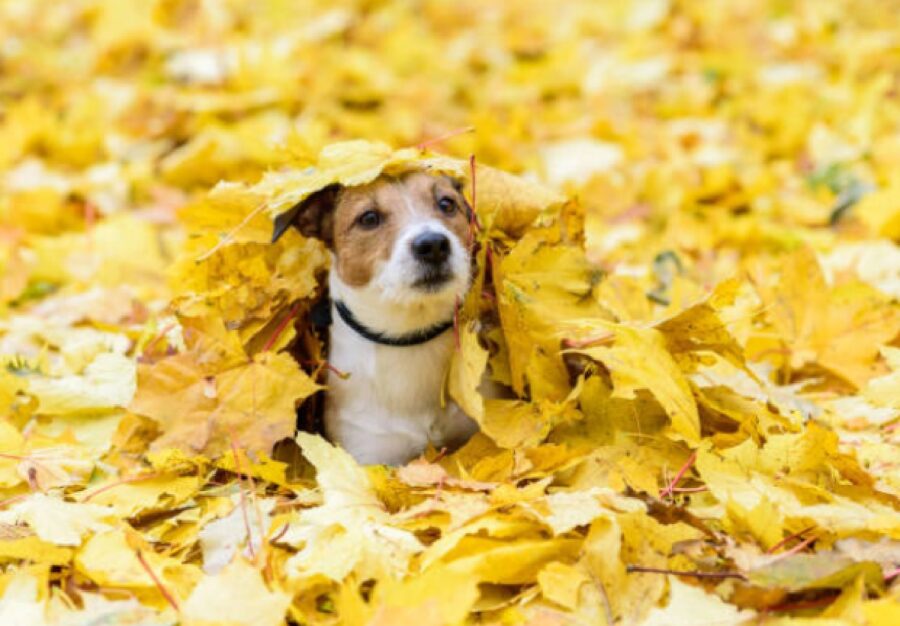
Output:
[272,170,473,317]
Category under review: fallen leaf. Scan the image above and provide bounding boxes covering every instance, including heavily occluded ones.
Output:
[132,352,319,455]
[181,557,290,626]
[579,325,701,445]
[641,577,755,626]
[26,353,136,415]
[0,494,113,547]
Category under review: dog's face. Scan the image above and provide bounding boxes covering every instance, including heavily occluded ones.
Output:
[273,171,473,306]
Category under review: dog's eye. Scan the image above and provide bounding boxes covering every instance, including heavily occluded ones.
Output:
[356,210,382,229]
[437,197,456,215]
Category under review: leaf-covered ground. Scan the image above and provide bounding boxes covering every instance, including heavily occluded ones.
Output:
[1,1,899,624]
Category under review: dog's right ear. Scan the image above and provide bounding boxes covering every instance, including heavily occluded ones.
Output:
[271,184,340,246]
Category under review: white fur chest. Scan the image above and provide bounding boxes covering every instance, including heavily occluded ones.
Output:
[323,305,477,465]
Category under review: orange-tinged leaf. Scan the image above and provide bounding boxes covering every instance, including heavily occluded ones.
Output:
[751,247,900,387]
[132,352,319,455]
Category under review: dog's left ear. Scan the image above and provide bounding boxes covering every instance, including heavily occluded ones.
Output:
[271,184,340,246]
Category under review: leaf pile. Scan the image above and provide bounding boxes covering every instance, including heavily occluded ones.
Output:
[1,1,899,624]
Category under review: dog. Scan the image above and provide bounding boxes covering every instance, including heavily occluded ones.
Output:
[272,170,479,465]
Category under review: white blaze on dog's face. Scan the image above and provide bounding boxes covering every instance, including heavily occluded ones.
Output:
[283,171,473,334]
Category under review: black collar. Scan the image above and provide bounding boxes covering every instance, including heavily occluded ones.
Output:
[334,300,453,347]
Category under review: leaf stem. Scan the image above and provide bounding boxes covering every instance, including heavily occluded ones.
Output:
[766,526,815,554]
[415,126,474,150]
[135,549,180,612]
[195,201,268,262]
[625,565,746,580]
[228,435,261,562]
[82,473,159,502]
[776,534,818,558]
[262,301,303,353]
[659,451,698,499]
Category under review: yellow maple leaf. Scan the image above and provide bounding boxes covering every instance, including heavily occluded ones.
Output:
[261,140,563,239]
[494,231,611,398]
[345,566,480,626]
[181,557,290,626]
[0,570,48,626]
[282,433,422,582]
[751,247,900,387]
[578,324,701,445]
[446,322,487,423]
[864,347,900,409]
[0,493,113,547]
[25,352,136,415]
[74,529,200,602]
[132,350,318,455]
[537,561,590,611]
[642,577,755,626]
[854,183,900,239]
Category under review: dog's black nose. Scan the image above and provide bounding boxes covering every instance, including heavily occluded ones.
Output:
[411,232,451,265]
